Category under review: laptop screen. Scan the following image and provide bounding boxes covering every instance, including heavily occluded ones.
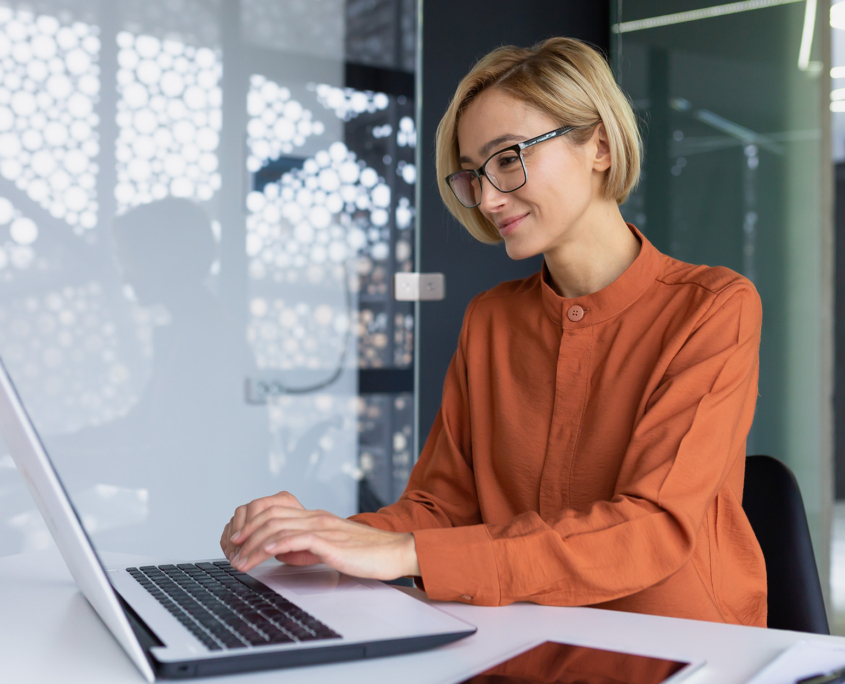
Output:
[456,640,694,684]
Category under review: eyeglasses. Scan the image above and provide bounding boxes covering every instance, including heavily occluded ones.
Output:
[445,126,577,209]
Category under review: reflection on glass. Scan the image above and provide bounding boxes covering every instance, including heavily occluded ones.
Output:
[46,198,270,557]
[459,641,690,684]
[357,392,413,512]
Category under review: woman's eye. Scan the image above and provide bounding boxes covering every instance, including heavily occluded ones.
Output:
[499,155,519,167]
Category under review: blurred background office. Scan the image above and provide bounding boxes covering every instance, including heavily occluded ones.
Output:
[0,0,840,633]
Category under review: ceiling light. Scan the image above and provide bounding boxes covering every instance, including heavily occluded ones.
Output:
[613,0,802,33]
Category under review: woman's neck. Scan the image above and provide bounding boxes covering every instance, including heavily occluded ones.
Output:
[543,203,640,299]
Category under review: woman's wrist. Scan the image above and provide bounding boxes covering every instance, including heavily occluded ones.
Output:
[403,532,421,577]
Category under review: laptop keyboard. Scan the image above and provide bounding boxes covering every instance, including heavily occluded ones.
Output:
[127,561,341,651]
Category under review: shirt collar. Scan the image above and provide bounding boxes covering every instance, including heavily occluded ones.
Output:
[539,224,662,328]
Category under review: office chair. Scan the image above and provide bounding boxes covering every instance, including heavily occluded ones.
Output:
[742,455,829,634]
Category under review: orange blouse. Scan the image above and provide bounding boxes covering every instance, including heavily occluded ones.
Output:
[351,225,767,627]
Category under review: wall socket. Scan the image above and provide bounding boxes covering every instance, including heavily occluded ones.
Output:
[244,378,286,404]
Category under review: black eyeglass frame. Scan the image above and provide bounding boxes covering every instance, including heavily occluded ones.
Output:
[445,125,577,209]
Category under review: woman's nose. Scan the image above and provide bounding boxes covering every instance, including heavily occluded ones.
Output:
[478,178,507,213]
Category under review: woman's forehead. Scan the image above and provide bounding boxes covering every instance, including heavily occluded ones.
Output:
[457,91,554,160]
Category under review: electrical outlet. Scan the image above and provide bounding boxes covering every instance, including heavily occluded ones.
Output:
[244,378,286,404]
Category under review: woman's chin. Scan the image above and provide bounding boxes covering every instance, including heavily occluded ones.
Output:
[503,237,541,261]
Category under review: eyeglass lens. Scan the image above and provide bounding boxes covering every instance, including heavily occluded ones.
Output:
[450,148,526,207]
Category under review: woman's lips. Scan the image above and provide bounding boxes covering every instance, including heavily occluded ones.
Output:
[498,213,528,237]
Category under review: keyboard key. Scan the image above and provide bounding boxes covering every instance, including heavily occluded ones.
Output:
[265,630,295,644]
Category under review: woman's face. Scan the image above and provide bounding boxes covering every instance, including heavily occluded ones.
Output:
[456,88,608,260]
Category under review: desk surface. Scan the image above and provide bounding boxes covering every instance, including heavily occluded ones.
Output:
[2,547,843,684]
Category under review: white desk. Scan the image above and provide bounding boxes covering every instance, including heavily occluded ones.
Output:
[2,547,844,684]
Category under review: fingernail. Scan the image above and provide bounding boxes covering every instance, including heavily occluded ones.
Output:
[232,552,240,564]
[264,542,276,552]
[230,531,241,542]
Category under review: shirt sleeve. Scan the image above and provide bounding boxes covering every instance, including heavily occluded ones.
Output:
[356,283,762,607]
[349,298,483,534]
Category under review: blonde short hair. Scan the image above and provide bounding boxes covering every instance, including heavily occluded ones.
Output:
[435,37,642,244]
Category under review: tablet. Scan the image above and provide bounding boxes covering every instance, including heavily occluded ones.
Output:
[456,640,705,684]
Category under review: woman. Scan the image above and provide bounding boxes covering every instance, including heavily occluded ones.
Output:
[221,37,767,627]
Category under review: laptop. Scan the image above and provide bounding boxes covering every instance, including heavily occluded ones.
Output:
[0,357,476,680]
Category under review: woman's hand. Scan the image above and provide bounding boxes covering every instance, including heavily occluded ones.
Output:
[220,491,306,562]
[219,491,421,581]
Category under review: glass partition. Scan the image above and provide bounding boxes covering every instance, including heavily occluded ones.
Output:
[0,0,418,559]
[613,0,832,591]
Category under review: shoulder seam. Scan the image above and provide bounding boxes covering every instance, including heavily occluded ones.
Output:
[654,275,752,296]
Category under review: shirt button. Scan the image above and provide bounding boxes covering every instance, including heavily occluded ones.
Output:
[460,594,473,601]
[567,305,585,322]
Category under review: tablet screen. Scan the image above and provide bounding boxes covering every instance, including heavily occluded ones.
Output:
[456,640,695,684]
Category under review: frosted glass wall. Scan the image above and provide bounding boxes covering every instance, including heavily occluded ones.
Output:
[0,0,417,560]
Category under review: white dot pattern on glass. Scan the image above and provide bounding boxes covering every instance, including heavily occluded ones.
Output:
[244,78,415,373]
[114,31,222,211]
[246,74,321,172]
[0,8,100,229]
[244,137,393,279]
[0,196,40,276]
[0,281,152,431]
[311,83,390,122]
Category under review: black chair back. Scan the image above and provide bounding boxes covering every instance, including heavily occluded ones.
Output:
[742,455,828,634]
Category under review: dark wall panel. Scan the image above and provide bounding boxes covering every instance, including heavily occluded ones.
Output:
[418,1,610,448]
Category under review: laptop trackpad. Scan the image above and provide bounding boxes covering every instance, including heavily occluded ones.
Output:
[269,570,370,596]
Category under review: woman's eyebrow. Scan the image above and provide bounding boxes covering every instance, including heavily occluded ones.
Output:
[459,133,523,165]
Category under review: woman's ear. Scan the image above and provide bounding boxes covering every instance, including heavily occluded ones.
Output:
[591,123,612,173]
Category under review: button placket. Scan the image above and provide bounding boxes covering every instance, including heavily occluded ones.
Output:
[537,325,594,517]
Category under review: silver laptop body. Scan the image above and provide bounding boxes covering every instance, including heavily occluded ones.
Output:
[0,357,476,680]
